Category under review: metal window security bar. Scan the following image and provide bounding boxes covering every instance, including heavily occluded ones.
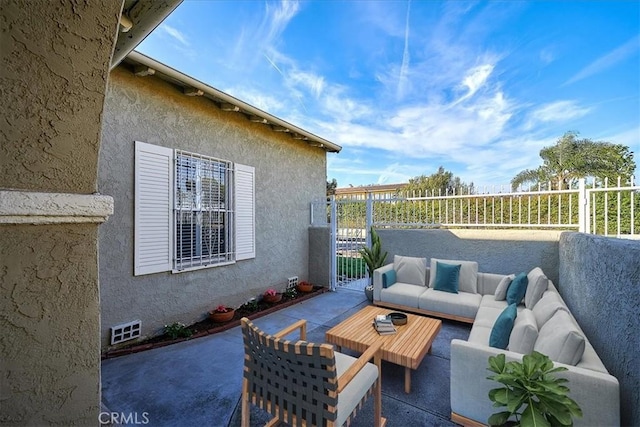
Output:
[175,151,233,270]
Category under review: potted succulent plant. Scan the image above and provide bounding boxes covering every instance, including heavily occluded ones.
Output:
[262,288,282,304]
[359,227,387,302]
[486,351,582,426]
[208,304,235,323]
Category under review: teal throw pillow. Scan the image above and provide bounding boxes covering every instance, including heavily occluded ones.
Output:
[433,262,461,294]
[490,303,517,349]
[506,272,528,305]
[382,270,396,288]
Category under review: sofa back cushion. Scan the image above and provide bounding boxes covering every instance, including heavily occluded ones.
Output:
[494,274,515,301]
[534,310,585,366]
[508,309,538,354]
[393,255,427,286]
[532,291,568,328]
[524,267,549,308]
[429,258,478,293]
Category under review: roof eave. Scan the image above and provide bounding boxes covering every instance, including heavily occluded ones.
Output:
[123,50,342,153]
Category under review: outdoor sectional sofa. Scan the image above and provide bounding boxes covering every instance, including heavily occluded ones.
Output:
[372,256,620,426]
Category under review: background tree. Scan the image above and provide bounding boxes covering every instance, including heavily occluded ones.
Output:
[326,178,337,196]
[511,131,635,190]
[400,166,474,196]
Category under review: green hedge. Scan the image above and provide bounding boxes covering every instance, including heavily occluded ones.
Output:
[337,256,366,278]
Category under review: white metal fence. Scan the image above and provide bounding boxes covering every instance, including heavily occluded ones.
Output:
[312,176,639,288]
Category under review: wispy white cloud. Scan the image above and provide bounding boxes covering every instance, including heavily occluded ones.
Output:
[526,100,591,127]
[397,0,412,101]
[565,35,640,85]
[262,0,300,45]
[160,24,190,47]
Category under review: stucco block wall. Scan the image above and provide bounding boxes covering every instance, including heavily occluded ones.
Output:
[377,229,561,283]
[559,232,639,426]
[98,67,327,347]
[308,227,331,287]
[0,1,122,424]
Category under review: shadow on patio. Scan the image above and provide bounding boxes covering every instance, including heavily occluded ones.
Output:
[101,288,472,426]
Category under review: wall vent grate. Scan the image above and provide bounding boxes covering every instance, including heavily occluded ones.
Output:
[110,320,142,345]
[287,276,298,288]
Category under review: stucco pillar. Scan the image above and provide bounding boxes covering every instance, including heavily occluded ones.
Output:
[0,1,121,424]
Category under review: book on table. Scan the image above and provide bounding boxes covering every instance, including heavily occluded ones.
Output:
[373,315,396,335]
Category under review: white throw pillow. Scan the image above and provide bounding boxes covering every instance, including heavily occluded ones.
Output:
[508,309,538,354]
[393,255,427,286]
[494,274,515,301]
[524,267,549,309]
[532,291,568,328]
[534,310,585,366]
[429,258,478,293]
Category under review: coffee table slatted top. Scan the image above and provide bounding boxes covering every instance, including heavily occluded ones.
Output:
[326,305,442,370]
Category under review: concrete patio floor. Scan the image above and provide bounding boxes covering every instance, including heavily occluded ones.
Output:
[101,288,472,426]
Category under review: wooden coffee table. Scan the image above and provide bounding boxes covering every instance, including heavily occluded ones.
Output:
[326,305,442,393]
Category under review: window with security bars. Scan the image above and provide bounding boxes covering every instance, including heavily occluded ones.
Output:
[175,151,233,270]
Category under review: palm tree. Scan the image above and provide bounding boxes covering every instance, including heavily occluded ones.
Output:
[511,131,635,190]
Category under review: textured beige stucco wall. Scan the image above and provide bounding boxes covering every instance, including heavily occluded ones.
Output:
[0,0,118,194]
[0,0,121,424]
[98,67,328,348]
[1,225,102,424]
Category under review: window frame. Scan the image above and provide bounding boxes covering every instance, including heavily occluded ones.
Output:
[133,141,255,276]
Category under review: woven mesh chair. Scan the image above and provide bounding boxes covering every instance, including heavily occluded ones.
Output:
[241,317,385,427]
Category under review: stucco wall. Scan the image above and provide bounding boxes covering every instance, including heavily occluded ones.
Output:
[308,226,331,287]
[0,0,122,424]
[0,1,117,194]
[377,229,561,283]
[559,232,640,426]
[98,67,328,348]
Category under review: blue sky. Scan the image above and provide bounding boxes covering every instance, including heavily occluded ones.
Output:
[138,0,640,189]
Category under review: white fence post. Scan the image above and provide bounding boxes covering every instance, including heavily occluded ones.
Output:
[578,178,588,233]
[329,195,337,291]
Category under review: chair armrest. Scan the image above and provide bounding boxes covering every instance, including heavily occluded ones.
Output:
[273,319,307,340]
[337,340,383,393]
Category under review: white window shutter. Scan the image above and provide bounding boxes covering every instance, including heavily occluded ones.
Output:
[235,163,255,260]
[134,141,174,275]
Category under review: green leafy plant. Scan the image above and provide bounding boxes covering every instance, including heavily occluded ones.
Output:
[240,298,260,313]
[359,227,388,284]
[164,322,193,340]
[283,287,297,299]
[487,351,582,427]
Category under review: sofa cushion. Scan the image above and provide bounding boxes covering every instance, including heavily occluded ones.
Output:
[489,304,517,349]
[382,269,396,288]
[508,308,538,354]
[429,258,478,294]
[494,274,515,301]
[532,291,568,328]
[394,255,427,286]
[524,267,549,308]
[468,324,492,345]
[380,283,425,308]
[506,272,528,305]
[534,310,585,366]
[433,261,460,294]
[418,288,482,320]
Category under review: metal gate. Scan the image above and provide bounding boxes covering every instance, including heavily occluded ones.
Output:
[311,196,371,291]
